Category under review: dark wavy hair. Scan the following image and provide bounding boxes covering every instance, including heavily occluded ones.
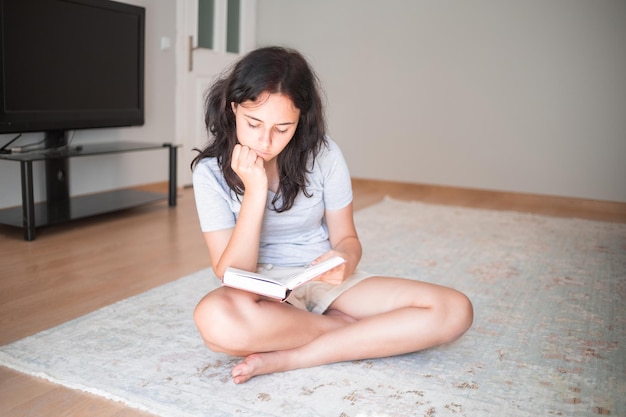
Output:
[191,46,327,212]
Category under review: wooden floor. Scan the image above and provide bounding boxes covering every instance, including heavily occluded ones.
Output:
[1,179,624,417]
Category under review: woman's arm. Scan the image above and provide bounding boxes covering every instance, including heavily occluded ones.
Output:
[205,145,268,279]
[314,202,362,285]
[202,192,263,279]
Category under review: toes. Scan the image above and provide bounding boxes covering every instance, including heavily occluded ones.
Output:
[231,353,263,383]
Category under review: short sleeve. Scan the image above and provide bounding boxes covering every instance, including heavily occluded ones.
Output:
[192,158,240,232]
[318,138,353,211]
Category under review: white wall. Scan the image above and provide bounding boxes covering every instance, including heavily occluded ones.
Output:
[0,0,177,209]
[2,1,624,209]
[256,0,626,202]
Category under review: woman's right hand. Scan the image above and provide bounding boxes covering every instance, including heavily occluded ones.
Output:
[209,144,268,277]
[231,144,268,191]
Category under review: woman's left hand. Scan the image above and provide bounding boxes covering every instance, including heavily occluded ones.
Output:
[311,250,350,286]
[316,202,362,286]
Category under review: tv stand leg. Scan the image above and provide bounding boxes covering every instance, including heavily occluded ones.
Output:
[20,161,36,241]
[167,144,177,207]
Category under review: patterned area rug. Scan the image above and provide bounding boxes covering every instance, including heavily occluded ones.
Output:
[1,198,624,417]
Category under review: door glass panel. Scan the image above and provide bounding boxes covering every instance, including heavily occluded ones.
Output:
[226,0,240,53]
[197,0,214,49]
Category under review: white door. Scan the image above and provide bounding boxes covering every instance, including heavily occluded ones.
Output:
[176,0,257,187]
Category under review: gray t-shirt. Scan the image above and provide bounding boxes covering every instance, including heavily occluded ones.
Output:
[192,137,353,266]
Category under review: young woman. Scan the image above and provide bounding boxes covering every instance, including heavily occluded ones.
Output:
[192,46,473,384]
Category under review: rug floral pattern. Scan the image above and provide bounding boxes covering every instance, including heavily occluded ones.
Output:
[1,198,624,416]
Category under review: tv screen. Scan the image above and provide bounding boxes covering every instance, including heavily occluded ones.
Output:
[0,0,145,137]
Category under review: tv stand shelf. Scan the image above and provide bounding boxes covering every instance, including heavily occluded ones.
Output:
[0,141,178,241]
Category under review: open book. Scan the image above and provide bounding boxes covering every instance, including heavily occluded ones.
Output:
[223,256,346,301]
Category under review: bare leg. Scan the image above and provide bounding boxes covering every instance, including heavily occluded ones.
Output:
[194,286,355,356]
[230,277,473,383]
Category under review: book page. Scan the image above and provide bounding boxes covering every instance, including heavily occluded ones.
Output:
[222,268,289,299]
[223,257,345,300]
[225,268,286,285]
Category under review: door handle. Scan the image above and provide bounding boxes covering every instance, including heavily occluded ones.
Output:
[188,36,200,72]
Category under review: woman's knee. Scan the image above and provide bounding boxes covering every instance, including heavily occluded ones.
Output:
[444,290,473,342]
[193,288,257,354]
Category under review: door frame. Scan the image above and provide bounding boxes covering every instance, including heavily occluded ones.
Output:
[175,0,257,187]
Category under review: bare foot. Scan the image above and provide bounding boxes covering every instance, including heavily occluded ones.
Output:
[231,352,282,384]
[230,311,357,383]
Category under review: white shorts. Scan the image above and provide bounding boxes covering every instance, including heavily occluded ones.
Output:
[256,264,375,314]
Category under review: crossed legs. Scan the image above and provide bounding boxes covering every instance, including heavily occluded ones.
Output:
[194,277,473,384]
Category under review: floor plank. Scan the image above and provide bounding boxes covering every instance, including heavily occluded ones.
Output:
[0,367,53,415]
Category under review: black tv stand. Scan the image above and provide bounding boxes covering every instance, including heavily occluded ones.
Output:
[43,130,72,213]
[0,141,178,241]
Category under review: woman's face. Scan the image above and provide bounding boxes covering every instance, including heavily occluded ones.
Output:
[231,92,300,163]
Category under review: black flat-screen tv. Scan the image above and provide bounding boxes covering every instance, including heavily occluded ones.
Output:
[0,0,145,149]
